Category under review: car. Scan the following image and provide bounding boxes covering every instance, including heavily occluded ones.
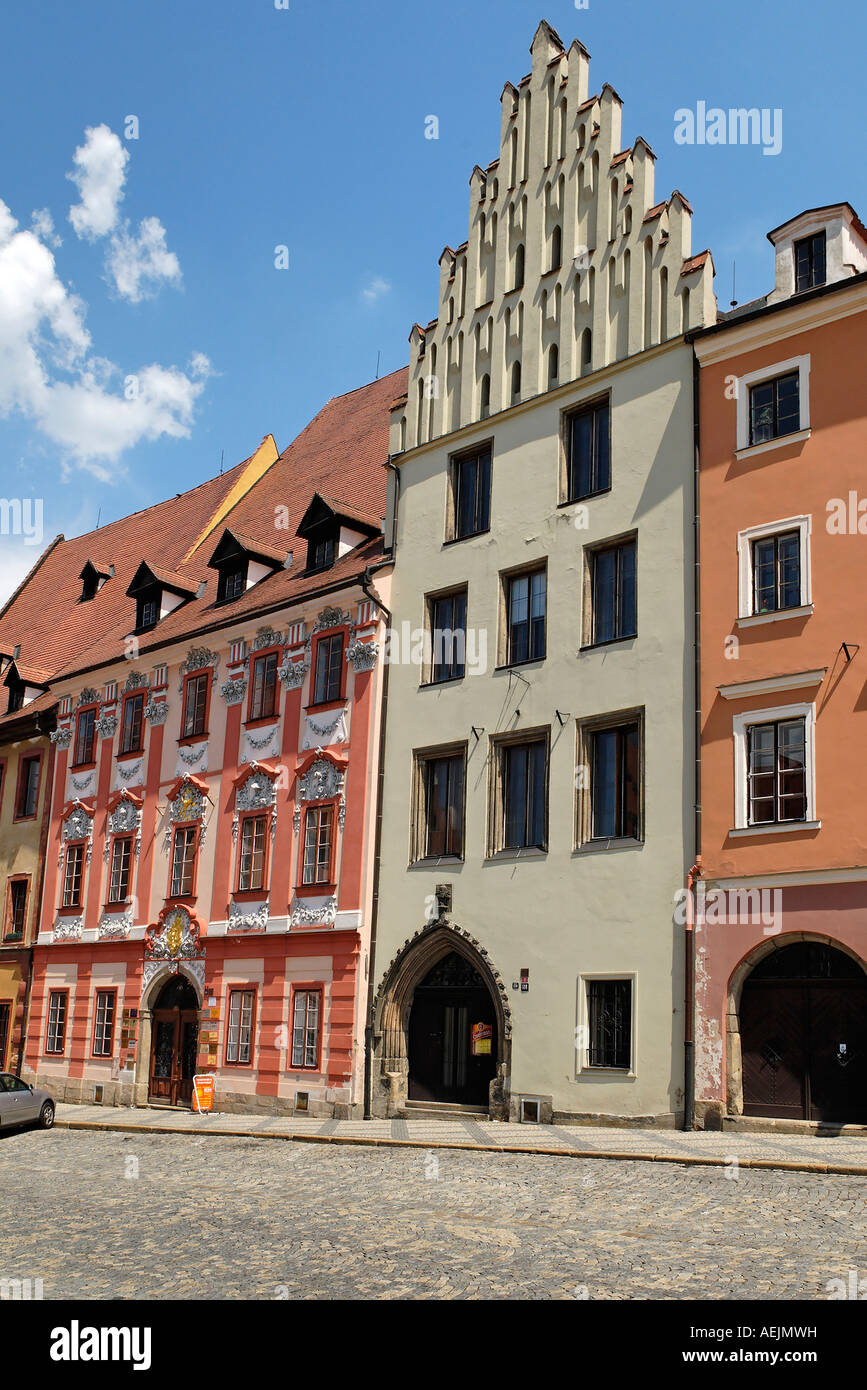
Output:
[0,1073,55,1131]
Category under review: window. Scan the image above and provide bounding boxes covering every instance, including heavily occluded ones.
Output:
[749,372,800,447]
[73,709,96,767]
[309,536,335,573]
[62,843,84,908]
[108,837,132,904]
[505,568,546,664]
[587,979,632,1069]
[752,530,800,614]
[565,398,610,502]
[479,374,491,420]
[491,736,548,853]
[170,825,197,898]
[550,225,562,272]
[513,243,525,290]
[291,989,321,1069]
[14,754,40,820]
[0,1002,10,1069]
[794,231,826,293]
[588,721,641,841]
[302,805,334,885]
[450,445,491,540]
[119,692,145,755]
[225,989,255,1065]
[747,718,807,825]
[511,361,522,402]
[548,344,559,386]
[416,751,465,860]
[137,594,160,631]
[46,991,67,1054]
[589,538,637,644]
[249,651,278,721]
[217,566,246,603]
[313,633,344,705]
[7,678,24,713]
[238,814,267,892]
[181,672,209,740]
[81,569,99,601]
[429,589,467,683]
[92,990,116,1057]
[5,879,27,940]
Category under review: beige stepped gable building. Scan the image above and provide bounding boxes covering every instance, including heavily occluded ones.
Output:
[368,21,716,1125]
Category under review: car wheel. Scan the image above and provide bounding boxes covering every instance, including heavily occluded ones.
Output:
[38,1102,55,1130]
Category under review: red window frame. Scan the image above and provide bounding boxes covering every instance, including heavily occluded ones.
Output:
[224,986,257,1067]
[180,671,211,743]
[45,989,69,1055]
[118,691,145,756]
[247,648,280,724]
[4,874,30,941]
[289,985,323,1071]
[107,835,133,905]
[309,629,347,708]
[72,706,98,768]
[169,823,199,900]
[13,751,42,821]
[61,840,86,910]
[235,812,271,895]
[91,988,117,1058]
[298,801,337,891]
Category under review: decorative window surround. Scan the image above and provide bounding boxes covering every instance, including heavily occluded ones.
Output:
[734,354,811,457]
[732,700,816,830]
[144,697,168,725]
[575,972,636,1078]
[736,515,812,620]
[737,604,813,629]
[718,670,825,700]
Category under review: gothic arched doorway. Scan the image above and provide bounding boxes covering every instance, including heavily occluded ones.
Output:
[407,952,498,1106]
[148,974,200,1107]
[740,941,867,1123]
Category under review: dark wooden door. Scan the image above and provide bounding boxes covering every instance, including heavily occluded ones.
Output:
[741,944,867,1123]
[149,1007,198,1106]
[407,954,497,1106]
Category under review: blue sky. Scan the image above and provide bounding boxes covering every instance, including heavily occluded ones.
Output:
[0,0,863,603]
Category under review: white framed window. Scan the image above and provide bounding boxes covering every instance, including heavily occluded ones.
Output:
[734,354,811,458]
[732,701,818,834]
[576,973,636,1076]
[736,515,811,624]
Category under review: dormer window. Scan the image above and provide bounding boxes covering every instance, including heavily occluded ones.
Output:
[138,595,160,631]
[79,560,112,603]
[296,494,381,577]
[311,536,335,573]
[127,561,196,635]
[794,231,826,293]
[217,567,247,604]
[6,676,24,713]
[207,528,285,605]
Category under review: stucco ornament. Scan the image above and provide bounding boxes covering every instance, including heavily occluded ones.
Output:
[228,900,270,932]
[177,742,207,768]
[169,780,205,823]
[63,804,93,843]
[219,677,247,705]
[298,758,344,803]
[53,917,83,941]
[291,896,337,927]
[76,687,99,708]
[125,671,148,690]
[146,905,201,961]
[50,726,72,749]
[95,712,117,738]
[277,655,308,690]
[116,760,143,785]
[313,607,351,633]
[144,697,168,725]
[237,765,277,813]
[143,957,205,996]
[252,625,284,651]
[177,646,219,690]
[108,796,140,836]
[346,638,379,672]
[98,910,134,939]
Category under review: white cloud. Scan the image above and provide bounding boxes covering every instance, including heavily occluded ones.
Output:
[0,199,211,479]
[362,275,391,303]
[31,208,61,247]
[67,124,129,240]
[106,215,181,302]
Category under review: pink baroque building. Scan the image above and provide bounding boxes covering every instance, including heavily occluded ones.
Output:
[18,371,403,1115]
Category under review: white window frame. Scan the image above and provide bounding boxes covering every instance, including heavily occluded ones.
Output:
[736,514,812,624]
[735,354,811,458]
[732,701,818,834]
[575,972,636,1077]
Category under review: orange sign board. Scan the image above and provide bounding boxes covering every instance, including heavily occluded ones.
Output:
[192,1075,215,1113]
[471,1022,492,1056]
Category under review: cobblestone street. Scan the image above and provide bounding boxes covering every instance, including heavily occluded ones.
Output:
[2,1127,865,1300]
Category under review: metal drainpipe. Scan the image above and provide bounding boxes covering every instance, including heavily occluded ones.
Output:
[684,343,703,1132]
[360,462,399,1118]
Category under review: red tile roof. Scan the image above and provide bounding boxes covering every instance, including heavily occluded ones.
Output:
[0,367,407,699]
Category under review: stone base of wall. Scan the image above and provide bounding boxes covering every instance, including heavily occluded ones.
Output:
[36,1075,136,1108]
[551,1109,681,1129]
[41,1080,362,1121]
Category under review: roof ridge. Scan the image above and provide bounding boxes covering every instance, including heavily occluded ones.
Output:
[64,457,250,547]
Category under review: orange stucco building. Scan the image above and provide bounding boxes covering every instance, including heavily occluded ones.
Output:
[692,204,867,1128]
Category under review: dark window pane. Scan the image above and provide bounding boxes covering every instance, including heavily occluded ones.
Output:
[568,401,610,501]
[591,723,640,839]
[588,979,631,1068]
[431,591,467,681]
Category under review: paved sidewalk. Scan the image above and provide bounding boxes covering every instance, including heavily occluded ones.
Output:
[54,1104,867,1175]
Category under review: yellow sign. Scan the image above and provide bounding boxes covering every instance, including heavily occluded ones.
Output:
[471,1022,492,1056]
[192,1075,215,1113]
